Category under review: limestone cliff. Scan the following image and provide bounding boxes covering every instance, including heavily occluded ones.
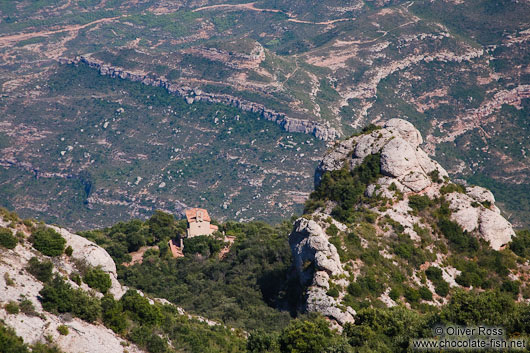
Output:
[59,56,339,141]
[290,118,517,327]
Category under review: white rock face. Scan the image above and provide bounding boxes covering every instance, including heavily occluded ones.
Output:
[380,137,419,178]
[0,313,144,353]
[51,226,126,298]
[466,186,495,205]
[384,118,423,147]
[479,209,514,250]
[0,221,143,353]
[289,218,355,327]
[447,190,514,250]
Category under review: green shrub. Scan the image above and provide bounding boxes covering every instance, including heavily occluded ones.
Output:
[455,260,489,289]
[120,290,161,326]
[344,306,426,351]
[5,301,19,314]
[389,288,400,301]
[428,170,442,183]
[183,235,223,257]
[19,299,38,317]
[279,316,335,353]
[31,228,66,256]
[438,218,478,253]
[440,183,466,194]
[39,276,101,323]
[347,282,363,297]
[0,323,29,353]
[404,287,420,303]
[83,267,112,294]
[501,280,520,297]
[27,257,54,283]
[326,224,339,237]
[126,232,145,253]
[510,230,530,258]
[64,246,73,257]
[348,275,385,298]
[436,281,450,297]
[247,330,279,353]
[327,286,340,298]
[419,287,433,301]
[70,273,81,285]
[426,266,450,296]
[128,326,169,353]
[441,289,515,326]
[425,266,443,281]
[56,325,69,336]
[101,295,128,334]
[408,195,432,212]
[309,154,381,224]
[0,228,17,249]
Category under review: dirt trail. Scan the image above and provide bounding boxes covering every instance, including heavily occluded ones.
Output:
[193,2,353,25]
[0,16,121,47]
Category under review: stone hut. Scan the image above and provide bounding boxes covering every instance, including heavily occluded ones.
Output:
[185,208,218,237]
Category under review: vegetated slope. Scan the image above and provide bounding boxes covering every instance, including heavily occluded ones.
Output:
[80,212,298,333]
[0,208,246,353]
[0,63,325,229]
[290,119,530,329]
[0,0,529,227]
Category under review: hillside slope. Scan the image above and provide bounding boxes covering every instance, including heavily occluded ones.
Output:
[290,119,523,327]
[0,210,245,353]
[1,0,529,228]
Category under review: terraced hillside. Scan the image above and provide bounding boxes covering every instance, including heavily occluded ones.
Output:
[0,0,528,227]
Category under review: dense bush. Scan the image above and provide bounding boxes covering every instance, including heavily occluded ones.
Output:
[183,235,223,257]
[5,301,19,314]
[57,325,69,336]
[31,227,66,256]
[393,235,427,267]
[101,295,128,334]
[64,246,73,257]
[27,257,54,282]
[440,183,466,195]
[39,276,101,322]
[419,287,433,301]
[510,230,530,258]
[408,195,432,212]
[120,290,162,326]
[0,323,29,353]
[344,306,431,351]
[0,227,17,249]
[278,316,337,353]
[308,154,382,223]
[83,267,112,294]
[247,330,279,353]
[438,218,477,253]
[425,266,450,297]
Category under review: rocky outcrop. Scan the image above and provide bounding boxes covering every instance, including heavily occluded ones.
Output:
[317,118,514,248]
[0,219,142,353]
[445,187,515,250]
[289,218,355,327]
[50,226,126,298]
[316,119,448,192]
[59,56,339,141]
[293,118,516,325]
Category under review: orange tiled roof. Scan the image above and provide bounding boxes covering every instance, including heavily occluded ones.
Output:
[185,208,211,223]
